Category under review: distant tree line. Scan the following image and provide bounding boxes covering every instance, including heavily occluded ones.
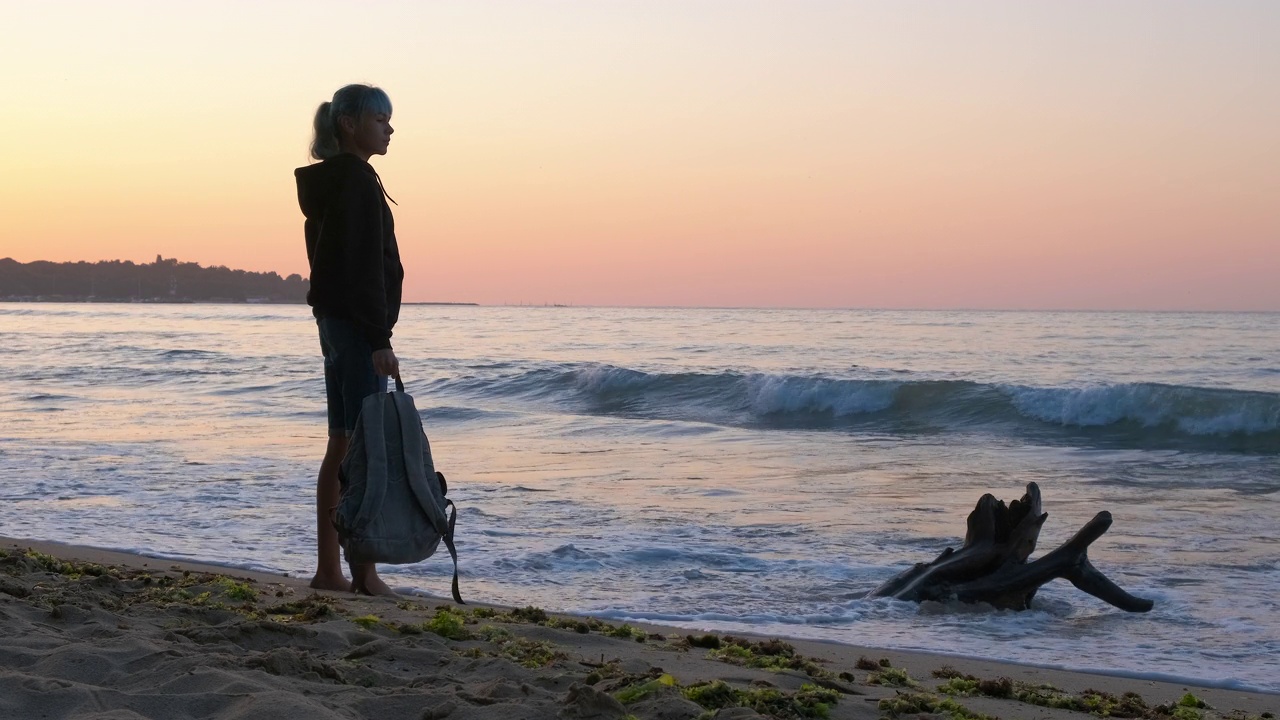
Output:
[0,256,308,303]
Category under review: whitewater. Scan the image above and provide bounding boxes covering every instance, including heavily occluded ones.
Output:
[1,304,1277,692]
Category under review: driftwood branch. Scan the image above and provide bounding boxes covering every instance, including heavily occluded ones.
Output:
[870,482,1154,612]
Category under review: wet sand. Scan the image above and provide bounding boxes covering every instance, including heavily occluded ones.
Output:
[1,537,1273,719]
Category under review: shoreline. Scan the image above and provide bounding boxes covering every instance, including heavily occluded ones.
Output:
[2,536,1273,720]
[10,537,1270,696]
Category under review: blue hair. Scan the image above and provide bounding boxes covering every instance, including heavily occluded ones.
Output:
[310,84,393,160]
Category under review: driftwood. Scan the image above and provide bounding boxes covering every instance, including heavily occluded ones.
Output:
[870,482,1154,612]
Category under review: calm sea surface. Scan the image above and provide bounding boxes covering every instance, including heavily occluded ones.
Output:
[1,303,1277,691]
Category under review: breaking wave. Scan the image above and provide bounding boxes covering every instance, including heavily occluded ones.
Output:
[430,364,1280,452]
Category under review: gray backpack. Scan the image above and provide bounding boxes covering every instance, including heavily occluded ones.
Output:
[335,377,461,603]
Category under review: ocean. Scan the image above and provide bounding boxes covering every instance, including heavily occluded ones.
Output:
[1,303,1277,692]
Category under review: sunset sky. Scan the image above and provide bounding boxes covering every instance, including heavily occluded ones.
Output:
[2,1,1277,310]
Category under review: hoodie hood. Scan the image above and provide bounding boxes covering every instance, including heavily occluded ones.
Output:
[295,154,374,220]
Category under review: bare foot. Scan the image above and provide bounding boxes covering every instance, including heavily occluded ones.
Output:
[351,567,397,597]
[309,572,352,592]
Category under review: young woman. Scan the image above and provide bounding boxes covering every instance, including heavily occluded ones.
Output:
[295,83,402,595]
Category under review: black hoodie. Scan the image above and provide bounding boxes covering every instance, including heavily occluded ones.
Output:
[295,154,403,351]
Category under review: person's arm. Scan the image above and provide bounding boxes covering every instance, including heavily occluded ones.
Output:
[329,173,394,351]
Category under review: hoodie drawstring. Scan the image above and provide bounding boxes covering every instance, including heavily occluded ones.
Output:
[371,168,398,206]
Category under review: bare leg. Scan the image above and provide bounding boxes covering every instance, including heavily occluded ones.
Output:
[310,433,352,592]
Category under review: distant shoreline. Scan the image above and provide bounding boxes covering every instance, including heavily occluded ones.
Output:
[0,298,479,306]
[4,298,1277,313]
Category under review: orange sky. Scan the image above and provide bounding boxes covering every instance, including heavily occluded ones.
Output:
[2,1,1277,310]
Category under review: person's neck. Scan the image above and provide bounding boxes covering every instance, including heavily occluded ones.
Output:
[340,149,372,162]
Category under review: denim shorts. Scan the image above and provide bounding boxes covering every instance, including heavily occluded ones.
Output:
[317,317,388,435]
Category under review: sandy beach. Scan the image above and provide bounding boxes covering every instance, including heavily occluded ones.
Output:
[1,537,1273,720]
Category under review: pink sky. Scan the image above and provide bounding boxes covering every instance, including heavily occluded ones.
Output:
[1,1,1277,310]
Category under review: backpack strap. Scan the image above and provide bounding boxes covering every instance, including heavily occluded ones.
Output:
[442,498,463,604]
[348,393,390,533]
[393,394,450,535]
[392,381,462,604]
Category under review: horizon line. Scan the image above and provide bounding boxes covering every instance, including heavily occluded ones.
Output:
[4,299,1277,315]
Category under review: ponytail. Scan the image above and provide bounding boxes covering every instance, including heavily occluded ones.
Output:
[308,84,393,161]
[310,101,340,160]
